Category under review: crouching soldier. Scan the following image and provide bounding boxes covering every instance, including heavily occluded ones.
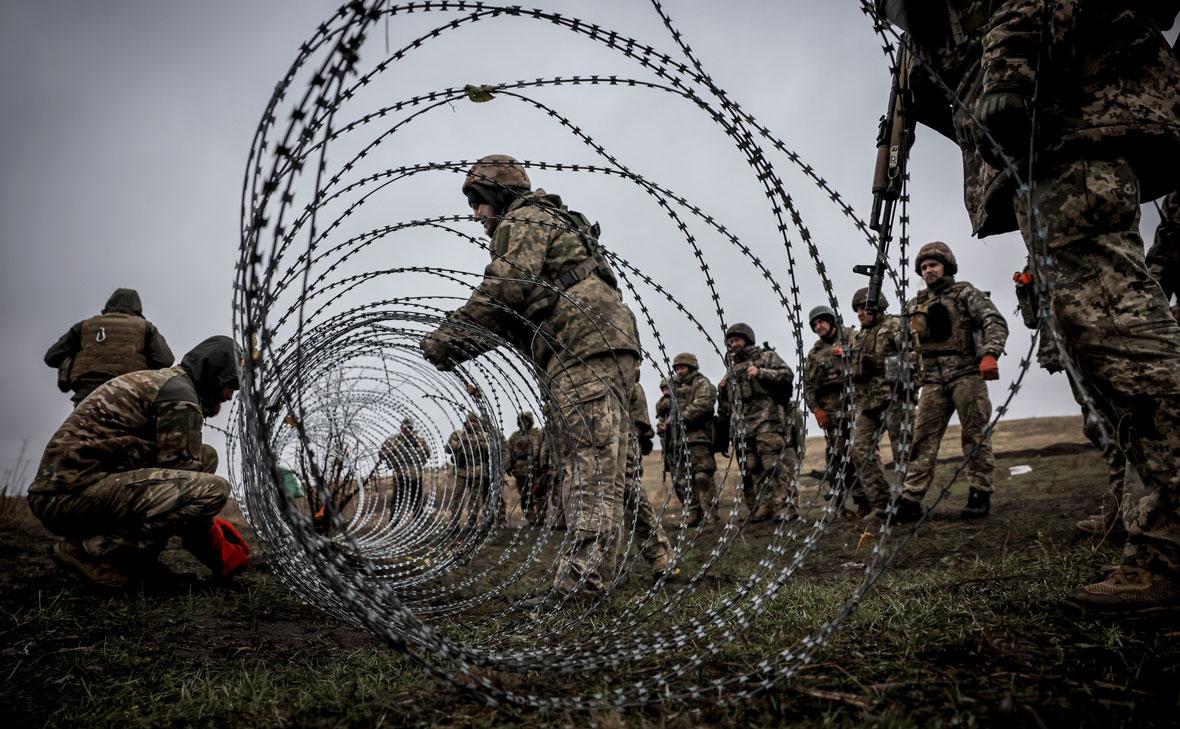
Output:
[718,323,798,522]
[891,242,1009,522]
[27,335,248,589]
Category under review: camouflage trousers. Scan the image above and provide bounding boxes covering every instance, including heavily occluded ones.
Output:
[27,445,229,561]
[850,402,905,508]
[737,427,798,518]
[902,375,994,500]
[450,469,496,531]
[821,413,859,500]
[512,473,548,525]
[1015,156,1180,577]
[1073,375,1127,523]
[549,353,637,595]
[623,438,671,568]
[671,442,717,520]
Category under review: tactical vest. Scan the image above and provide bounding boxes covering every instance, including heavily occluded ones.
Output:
[912,284,977,358]
[670,373,714,443]
[850,321,891,383]
[69,313,148,385]
[521,206,619,323]
[727,347,791,407]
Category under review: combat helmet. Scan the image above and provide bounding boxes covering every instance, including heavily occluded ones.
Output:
[725,322,755,347]
[808,305,836,331]
[672,352,699,370]
[517,411,534,428]
[851,287,889,312]
[462,154,531,200]
[914,241,958,276]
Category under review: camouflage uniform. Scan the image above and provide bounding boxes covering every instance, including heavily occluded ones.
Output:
[422,156,640,595]
[847,293,906,511]
[445,416,502,530]
[901,251,1008,512]
[804,315,857,500]
[667,354,717,525]
[623,380,673,573]
[27,336,238,579]
[379,424,430,520]
[718,324,798,522]
[505,412,546,525]
[44,288,175,405]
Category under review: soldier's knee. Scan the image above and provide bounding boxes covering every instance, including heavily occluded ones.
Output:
[200,444,219,474]
[188,475,230,517]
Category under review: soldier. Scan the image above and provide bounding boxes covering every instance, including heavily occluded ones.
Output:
[890,242,1008,522]
[26,335,247,589]
[655,378,673,482]
[445,412,500,530]
[44,288,175,406]
[666,352,718,527]
[505,411,546,526]
[421,154,640,599]
[847,288,906,516]
[623,377,675,579]
[804,305,858,505]
[717,323,798,522]
[877,1,1180,608]
[379,418,431,522]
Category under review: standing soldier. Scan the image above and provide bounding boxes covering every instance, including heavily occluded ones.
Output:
[44,288,175,406]
[623,377,675,579]
[27,336,247,588]
[891,242,1009,522]
[421,154,640,599]
[804,305,858,505]
[379,418,431,522]
[717,323,798,522]
[505,411,546,526]
[655,378,673,484]
[445,412,501,530]
[667,353,718,527]
[847,288,905,517]
[874,0,1180,608]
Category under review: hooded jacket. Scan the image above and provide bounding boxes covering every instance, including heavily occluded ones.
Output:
[44,288,175,403]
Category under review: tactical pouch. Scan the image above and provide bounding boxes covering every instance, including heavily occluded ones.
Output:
[56,356,74,393]
[884,354,904,384]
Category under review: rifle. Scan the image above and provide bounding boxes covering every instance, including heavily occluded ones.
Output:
[854,44,914,315]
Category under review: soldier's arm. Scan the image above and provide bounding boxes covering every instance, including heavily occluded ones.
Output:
[145,324,176,368]
[965,287,1010,357]
[154,374,204,470]
[802,353,820,411]
[44,322,82,367]
[755,351,794,389]
[680,378,716,423]
[716,377,732,420]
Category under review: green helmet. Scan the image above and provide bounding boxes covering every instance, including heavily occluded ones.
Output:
[851,287,889,312]
[724,322,755,346]
[672,352,699,370]
[462,154,531,197]
[808,305,836,330]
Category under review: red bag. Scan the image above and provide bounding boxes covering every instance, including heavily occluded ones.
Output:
[208,517,251,577]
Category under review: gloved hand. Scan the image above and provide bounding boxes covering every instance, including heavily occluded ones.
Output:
[832,346,844,357]
[420,331,459,371]
[980,354,1000,381]
[639,435,654,456]
[977,91,1031,169]
[814,409,831,430]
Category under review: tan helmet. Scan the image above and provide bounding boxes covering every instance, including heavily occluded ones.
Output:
[851,287,888,311]
[517,411,534,428]
[672,352,699,370]
[462,154,531,197]
[914,241,958,276]
[725,322,755,346]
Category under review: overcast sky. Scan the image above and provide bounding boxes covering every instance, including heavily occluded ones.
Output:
[1,2,1170,492]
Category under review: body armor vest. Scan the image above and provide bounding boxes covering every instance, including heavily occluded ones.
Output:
[70,313,148,384]
[851,322,891,383]
[913,284,977,358]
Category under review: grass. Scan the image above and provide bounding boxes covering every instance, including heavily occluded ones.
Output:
[2,419,1177,728]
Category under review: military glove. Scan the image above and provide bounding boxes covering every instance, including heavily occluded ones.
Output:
[420,331,459,371]
[979,354,1000,381]
[639,435,654,456]
[977,91,1031,169]
[814,409,831,430]
[832,346,844,357]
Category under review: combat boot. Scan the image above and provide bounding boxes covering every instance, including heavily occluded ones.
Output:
[684,508,704,528]
[749,502,777,522]
[960,489,991,519]
[52,540,131,589]
[877,497,923,524]
[1075,510,1126,538]
[1070,566,1180,611]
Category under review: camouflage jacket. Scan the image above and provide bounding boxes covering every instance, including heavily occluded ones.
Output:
[667,370,716,446]
[431,189,640,374]
[905,277,1009,384]
[505,426,544,477]
[849,316,903,412]
[901,0,1180,237]
[803,326,853,414]
[29,367,206,495]
[446,423,501,481]
[717,345,794,434]
[379,432,430,480]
